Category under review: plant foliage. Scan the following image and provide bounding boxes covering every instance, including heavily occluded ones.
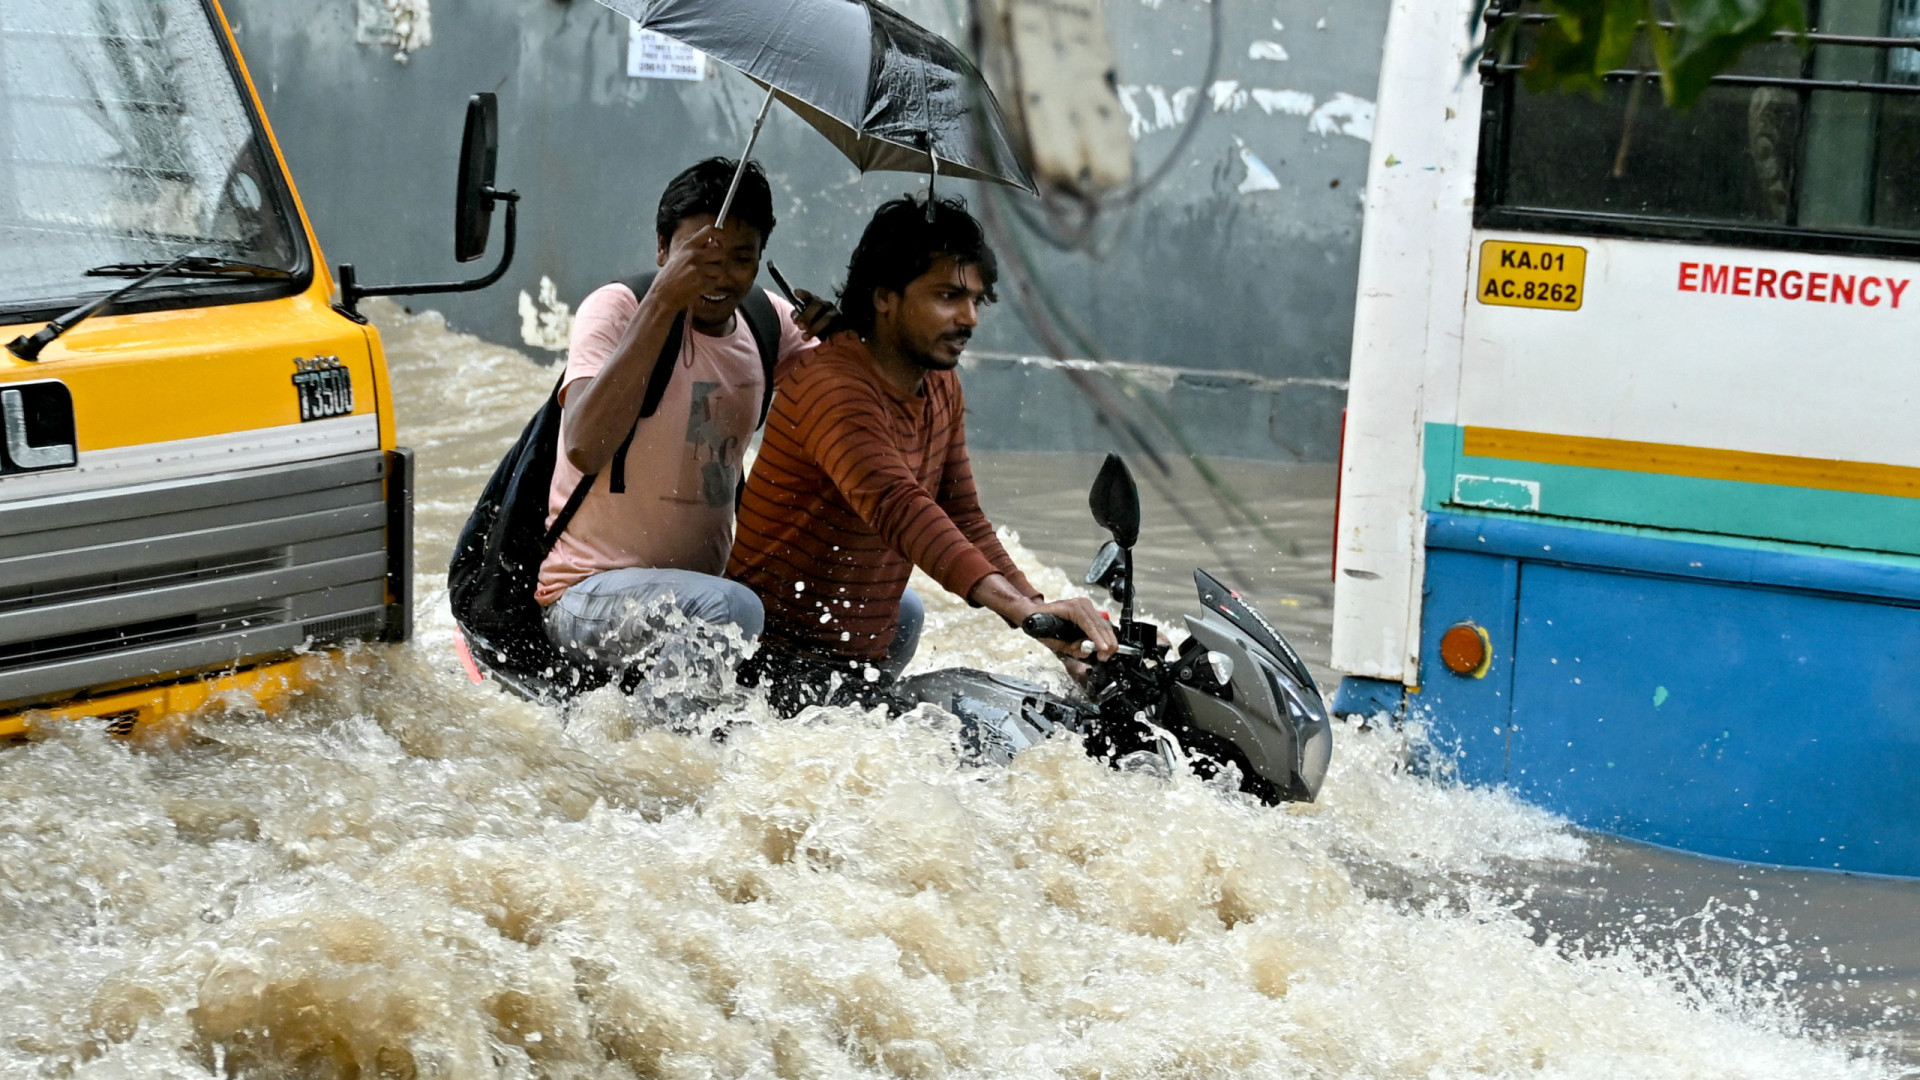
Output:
[1489,0,1807,108]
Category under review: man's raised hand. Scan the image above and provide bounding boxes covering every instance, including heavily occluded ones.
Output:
[651,224,728,311]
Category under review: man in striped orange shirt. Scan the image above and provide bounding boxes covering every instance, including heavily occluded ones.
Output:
[729,196,1117,712]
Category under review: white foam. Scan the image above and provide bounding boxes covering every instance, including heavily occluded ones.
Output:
[0,305,1891,1079]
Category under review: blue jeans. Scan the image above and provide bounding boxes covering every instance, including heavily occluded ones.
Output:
[544,567,923,678]
[886,585,925,679]
[544,568,764,666]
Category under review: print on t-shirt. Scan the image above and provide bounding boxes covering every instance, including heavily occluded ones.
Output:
[680,380,751,508]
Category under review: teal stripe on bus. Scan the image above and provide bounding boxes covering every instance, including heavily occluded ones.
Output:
[1422,422,1920,561]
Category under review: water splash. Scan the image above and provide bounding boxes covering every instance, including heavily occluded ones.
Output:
[0,302,1894,1079]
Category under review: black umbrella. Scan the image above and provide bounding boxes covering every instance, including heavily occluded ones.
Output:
[597,0,1036,222]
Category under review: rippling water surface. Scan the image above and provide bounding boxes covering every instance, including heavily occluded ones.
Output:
[1,303,1912,1078]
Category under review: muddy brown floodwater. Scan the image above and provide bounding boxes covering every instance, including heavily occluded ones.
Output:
[1,301,1915,1079]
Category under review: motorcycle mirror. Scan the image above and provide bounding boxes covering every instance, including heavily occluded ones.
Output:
[1085,540,1123,589]
[454,93,500,263]
[1088,453,1140,549]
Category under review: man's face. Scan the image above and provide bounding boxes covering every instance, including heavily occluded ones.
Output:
[658,212,765,329]
[872,257,987,371]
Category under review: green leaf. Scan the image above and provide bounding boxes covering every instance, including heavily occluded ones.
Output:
[1487,0,1806,110]
[1594,0,1650,72]
[1522,0,1612,97]
[1661,0,1807,106]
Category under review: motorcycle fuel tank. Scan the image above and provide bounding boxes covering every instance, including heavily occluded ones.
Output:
[895,667,1089,766]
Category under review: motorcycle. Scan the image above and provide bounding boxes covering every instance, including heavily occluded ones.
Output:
[892,453,1333,804]
[459,453,1333,804]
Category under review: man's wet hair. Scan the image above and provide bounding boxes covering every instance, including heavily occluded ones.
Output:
[656,158,776,245]
[837,195,998,336]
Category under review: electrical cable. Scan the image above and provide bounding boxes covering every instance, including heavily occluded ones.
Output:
[979,192,1297,549]
[964,0,1224,255]
[977,192,1264,592]
[960,0,1303,583]
[1106,0,1224,213]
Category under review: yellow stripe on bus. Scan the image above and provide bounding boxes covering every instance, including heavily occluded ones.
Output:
[1462,426,1920,500]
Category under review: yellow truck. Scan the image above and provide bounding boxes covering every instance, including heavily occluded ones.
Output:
[0,0,516,737]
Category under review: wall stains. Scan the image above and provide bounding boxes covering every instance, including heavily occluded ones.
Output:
[1308,92,1375,142]
[1235,137,1283,193]
[225,0,1389,457]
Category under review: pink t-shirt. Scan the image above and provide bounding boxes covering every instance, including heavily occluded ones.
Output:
[535,283,810,605]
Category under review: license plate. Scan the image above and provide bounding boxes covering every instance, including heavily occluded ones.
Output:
[1,379,77,475]
[292,356,354,421]
[1477,240,1587,311]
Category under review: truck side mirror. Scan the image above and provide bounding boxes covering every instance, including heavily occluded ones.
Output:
[1089,452,1140,550]
[454,93,500,263]
[336,92,520,321]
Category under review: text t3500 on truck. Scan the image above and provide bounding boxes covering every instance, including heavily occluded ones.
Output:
[0,0,517,738]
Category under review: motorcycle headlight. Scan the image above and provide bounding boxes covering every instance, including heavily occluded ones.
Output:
[1206,650,1235,688]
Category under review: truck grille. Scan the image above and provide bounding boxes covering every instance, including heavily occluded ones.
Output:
[0,549,286,613]
[0,608,284,670]
[0,450,405,712]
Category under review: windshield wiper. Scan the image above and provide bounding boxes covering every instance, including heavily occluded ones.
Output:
[85,255,292,280]
[8,253,204,362]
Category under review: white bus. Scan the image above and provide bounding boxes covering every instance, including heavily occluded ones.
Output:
[1332,0,1920,876]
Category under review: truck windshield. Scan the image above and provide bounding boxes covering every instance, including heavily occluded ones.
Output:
[0,0,305,317]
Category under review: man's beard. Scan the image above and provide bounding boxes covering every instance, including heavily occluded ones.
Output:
[906,330,970,370]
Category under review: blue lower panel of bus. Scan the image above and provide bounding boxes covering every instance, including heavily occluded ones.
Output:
[1417,512,1920,877]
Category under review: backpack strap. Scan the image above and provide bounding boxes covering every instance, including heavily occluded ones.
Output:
[542,473,595,552]
[602,275,783,495]
[736,287,782,426]
[538,369,599,554]
[609,272,684,495]
[617,272,691,422]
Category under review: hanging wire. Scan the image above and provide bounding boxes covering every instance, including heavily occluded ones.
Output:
[971,0,1226,255]
[984,188,1303,559]
[977,191,1268,592]
[956,0,1309,583]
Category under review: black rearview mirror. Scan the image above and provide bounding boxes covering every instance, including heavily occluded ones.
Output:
[339,92,520,319]
[454,93,500,263]
[1088,453,1140,549]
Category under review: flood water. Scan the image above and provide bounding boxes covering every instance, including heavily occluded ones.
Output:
[3,301,1917,1078]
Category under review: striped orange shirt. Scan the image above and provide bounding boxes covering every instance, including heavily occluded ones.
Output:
[728,334,1038,661]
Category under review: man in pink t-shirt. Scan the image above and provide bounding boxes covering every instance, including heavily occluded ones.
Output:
[537,158,828,669]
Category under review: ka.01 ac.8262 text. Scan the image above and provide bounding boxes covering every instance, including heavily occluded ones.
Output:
[1477,240,1587,312]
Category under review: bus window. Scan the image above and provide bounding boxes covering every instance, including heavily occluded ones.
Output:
[1873,0,1920,230]
[0,0,306,320]
[1478,0,1920,253]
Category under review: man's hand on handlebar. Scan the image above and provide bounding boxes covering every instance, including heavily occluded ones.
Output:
[1024,596,1120,662]
[969,573,1119,662]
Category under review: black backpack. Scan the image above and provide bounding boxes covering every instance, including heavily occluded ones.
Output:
[448,274,782,703]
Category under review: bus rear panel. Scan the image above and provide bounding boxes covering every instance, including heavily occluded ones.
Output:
[1335,0,1920,875]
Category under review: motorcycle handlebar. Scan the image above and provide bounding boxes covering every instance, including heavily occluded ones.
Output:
[1021,612,1086,642]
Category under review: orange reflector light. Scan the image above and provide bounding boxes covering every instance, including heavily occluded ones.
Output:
[1439,622,1492,678]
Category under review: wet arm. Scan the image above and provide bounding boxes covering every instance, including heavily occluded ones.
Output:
[561,226,723,474]
[937,431,1041,600]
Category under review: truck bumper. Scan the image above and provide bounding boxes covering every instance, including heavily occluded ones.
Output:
[0,447,414,732]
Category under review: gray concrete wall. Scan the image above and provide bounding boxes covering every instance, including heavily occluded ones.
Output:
[223,0,1383,459]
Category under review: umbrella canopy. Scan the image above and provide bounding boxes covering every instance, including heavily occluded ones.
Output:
[600,0,1036,192]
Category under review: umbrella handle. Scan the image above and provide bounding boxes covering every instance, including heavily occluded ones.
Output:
[926,142,938,220]
[715,85,777,231]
